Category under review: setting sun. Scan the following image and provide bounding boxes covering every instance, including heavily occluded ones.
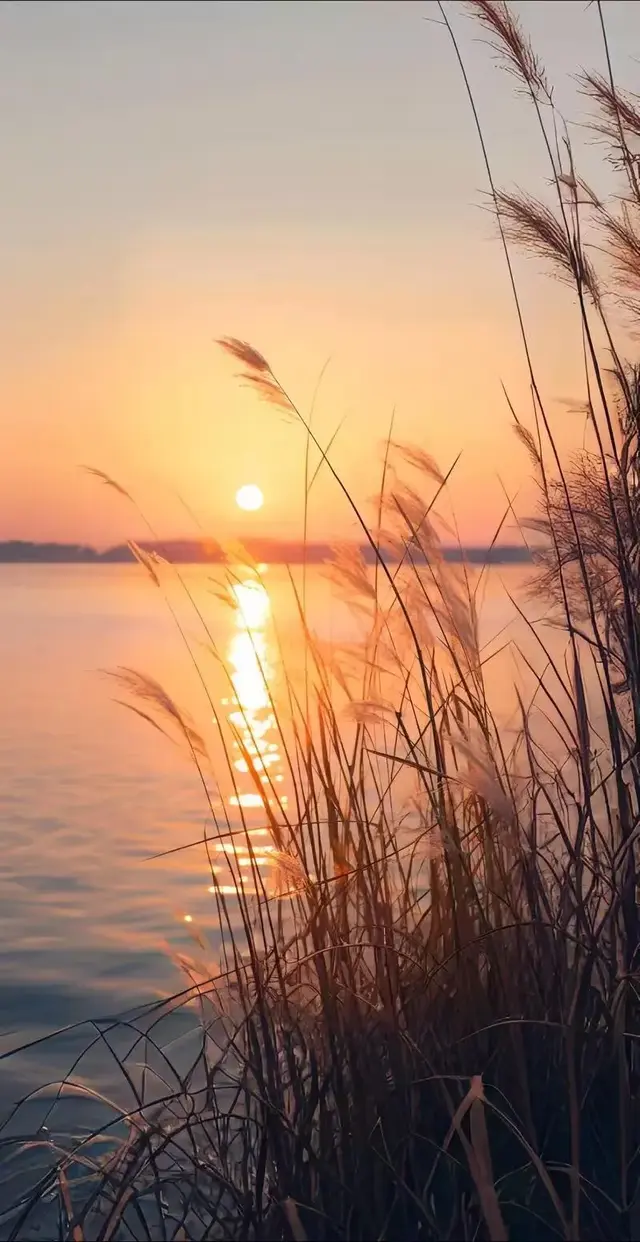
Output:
[235,483,264,512]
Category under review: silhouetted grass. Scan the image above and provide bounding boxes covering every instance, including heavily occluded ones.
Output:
[4,2,640,1238]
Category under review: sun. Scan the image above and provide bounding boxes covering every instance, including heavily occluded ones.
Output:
[235,483,264,512]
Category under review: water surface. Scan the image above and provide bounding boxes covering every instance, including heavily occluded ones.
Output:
[0,561,542,1101]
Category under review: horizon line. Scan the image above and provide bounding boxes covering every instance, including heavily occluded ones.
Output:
[0,538,534,566]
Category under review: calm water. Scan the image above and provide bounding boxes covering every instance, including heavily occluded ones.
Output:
[0,562,542,1104]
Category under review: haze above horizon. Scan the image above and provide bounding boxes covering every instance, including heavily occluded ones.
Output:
[1,1,638,547]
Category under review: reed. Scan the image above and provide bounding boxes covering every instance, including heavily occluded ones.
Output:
[4,3,640,1239]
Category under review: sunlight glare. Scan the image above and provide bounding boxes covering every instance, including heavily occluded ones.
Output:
[231,580,270,629]
[212,568,289,893]
[235,483,264,512]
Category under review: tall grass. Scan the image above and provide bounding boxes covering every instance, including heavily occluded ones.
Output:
[4,2,640,1238]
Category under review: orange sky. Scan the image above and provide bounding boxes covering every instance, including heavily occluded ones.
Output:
[1,1,638,548]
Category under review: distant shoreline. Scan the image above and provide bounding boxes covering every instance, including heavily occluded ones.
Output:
[0,540,534,566]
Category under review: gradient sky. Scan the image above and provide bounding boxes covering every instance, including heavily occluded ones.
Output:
[1,0,639,547]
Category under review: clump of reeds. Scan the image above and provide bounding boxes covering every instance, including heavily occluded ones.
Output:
[5,2,640,1239]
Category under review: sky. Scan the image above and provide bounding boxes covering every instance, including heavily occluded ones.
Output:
[1,0,639,548]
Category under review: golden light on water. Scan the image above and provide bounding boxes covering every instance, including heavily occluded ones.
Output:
[229,791,267,809]
[213,572,289,897]
[230,579,270,629]
[228,634,271,716]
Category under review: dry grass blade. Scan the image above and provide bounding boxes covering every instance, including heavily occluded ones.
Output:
[454,735,515,823]
[82,466,132,501]
[465,0,548,98]
[495,189,599,301]
[101,1184,134,1242]
[513,419,541,469]
[106,667,208,757]
[111,698,178,747]
[128,540,161,587]
[282,1197,309,1242]
[582,70,640,140]
[217,335,296,416]
[469,1088,509,1242]
[596,202,640,293]
[344,698,397,726]
[58,1167,84,1242]
[390,440,445,485]
[240,370,296,416]
[216,337,271,373]
[271,851,311,895]
[326,543,377,602]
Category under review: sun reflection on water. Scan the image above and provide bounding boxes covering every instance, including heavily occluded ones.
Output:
[213,573,288,897]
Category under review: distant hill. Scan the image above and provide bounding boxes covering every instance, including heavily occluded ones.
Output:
[0,539,534,566]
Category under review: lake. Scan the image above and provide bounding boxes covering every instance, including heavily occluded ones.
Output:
[0,561,549,1107]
